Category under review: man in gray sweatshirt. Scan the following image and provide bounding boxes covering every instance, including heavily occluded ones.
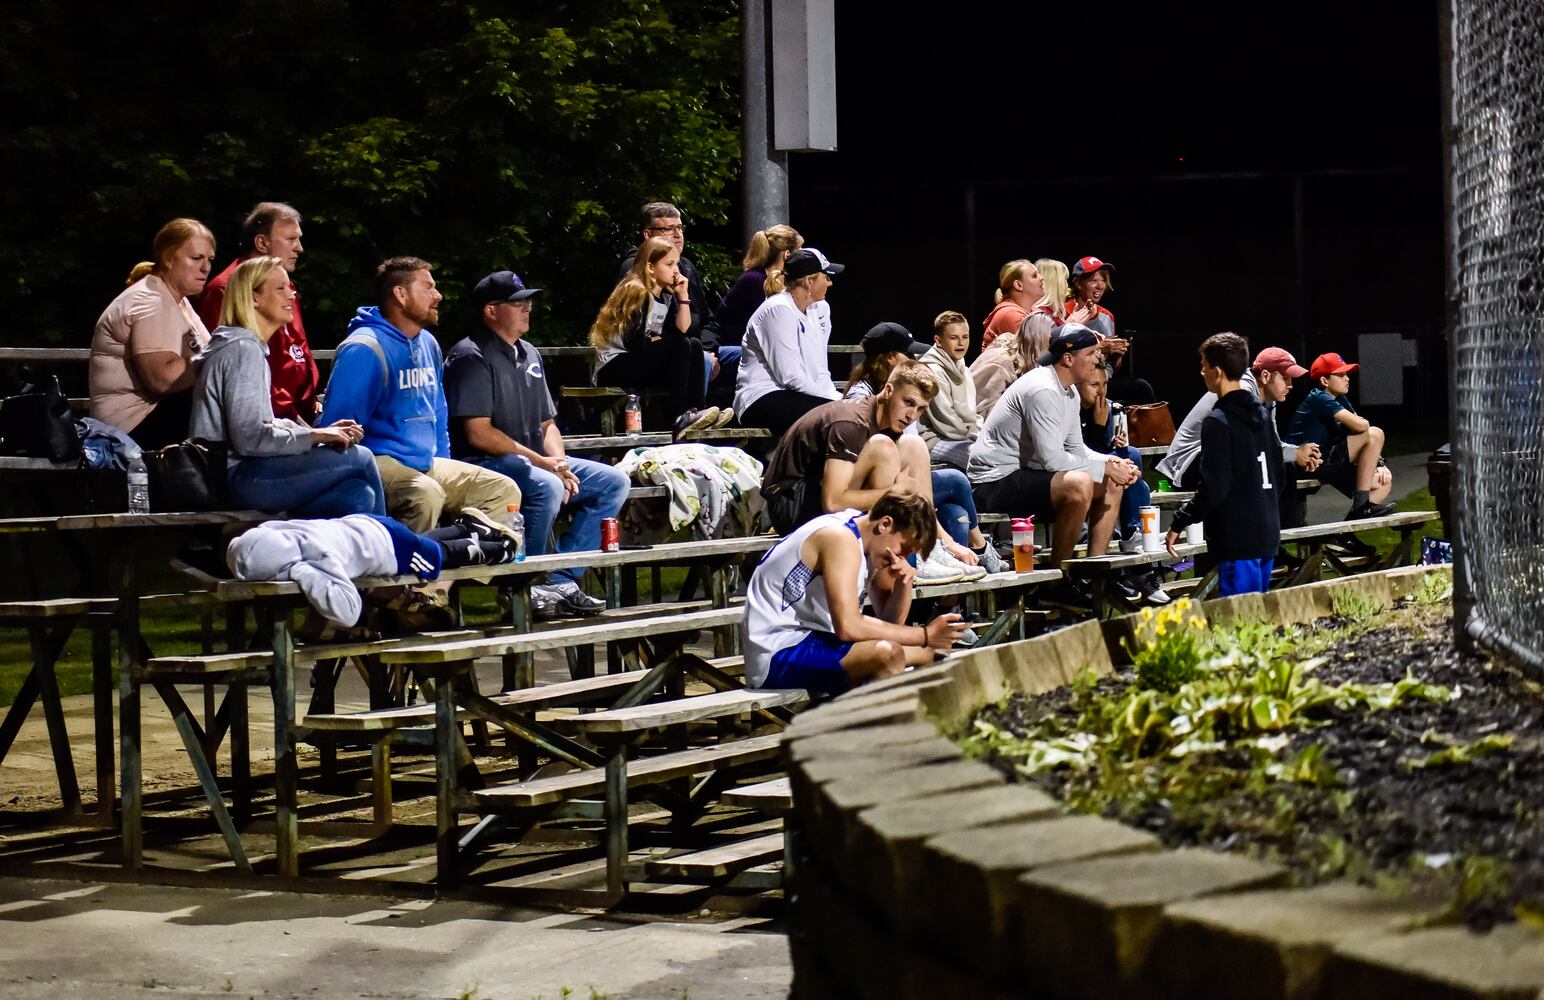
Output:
[967,324,1140,570]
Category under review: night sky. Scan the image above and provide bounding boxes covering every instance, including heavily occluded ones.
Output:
[778,2,1445,420]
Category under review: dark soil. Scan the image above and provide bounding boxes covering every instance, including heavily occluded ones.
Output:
[974,603,1544,929]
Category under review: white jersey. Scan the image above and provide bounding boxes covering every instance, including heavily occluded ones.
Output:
[743,509,868,688]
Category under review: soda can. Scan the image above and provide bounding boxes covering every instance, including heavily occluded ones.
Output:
[601,517,621,552]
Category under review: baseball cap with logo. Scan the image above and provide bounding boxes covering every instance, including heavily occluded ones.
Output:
[1069,256,1115,282]
[784,248,845,280]
[473,270,543,306]
[1035,323,1101,367]
[861,321,929,359]
[1252,347,1309,378]
[1308,353,1359,382]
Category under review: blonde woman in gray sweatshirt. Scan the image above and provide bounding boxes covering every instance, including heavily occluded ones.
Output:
[918,311,979,470]
[189,256,383,516]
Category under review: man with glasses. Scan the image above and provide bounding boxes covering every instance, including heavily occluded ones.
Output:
[617,201,729,399]
[444,270,626,619]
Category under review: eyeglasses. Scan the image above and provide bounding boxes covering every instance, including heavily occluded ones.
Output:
[647,223,685,235]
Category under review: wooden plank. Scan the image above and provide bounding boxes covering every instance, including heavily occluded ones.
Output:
[549,687,807,734]
[143,629,481,676]
[722,777,793,815]
[912,568,1060,600]
[216,535,778,600]
[0,456,82,471]
[1279,510,1436,542]
[1150,478,1321,508]
[53,510,270,532]
[378,606,743,665]
[643,832,785,880]
[0,347,91,362]
[471,733,785,808]
[0,591,220,620]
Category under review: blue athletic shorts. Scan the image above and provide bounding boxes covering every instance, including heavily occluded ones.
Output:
[765,631,854,695]
[1218,557,1275,597]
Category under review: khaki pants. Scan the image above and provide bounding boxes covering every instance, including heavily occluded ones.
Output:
[375,455,522,533]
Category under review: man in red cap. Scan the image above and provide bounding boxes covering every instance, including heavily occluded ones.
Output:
[1286,352,1393,519]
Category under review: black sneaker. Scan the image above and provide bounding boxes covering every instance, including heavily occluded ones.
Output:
[457,506,520,544]
[1041,580,1093,610]
[548,580,607,616]
[1328,534,1378,558]
[1345,499,1396,520]
[673,407,721,440]
[529,585,562,622]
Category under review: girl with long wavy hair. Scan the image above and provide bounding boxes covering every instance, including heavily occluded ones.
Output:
[591,237,724,437]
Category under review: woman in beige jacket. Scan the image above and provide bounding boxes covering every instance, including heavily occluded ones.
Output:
[971,312,1055,423]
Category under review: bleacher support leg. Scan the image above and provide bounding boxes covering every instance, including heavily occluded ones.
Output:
[435,673,460,887]
[91,622,114,823]
[117,554,142,869]
[271,610,299,878]
[604,745,629,895]
[230,681,250,825]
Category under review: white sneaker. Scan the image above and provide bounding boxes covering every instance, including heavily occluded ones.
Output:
[934,543,987,582]
[1120,530,1145,554]
[915,546,963,586]
[974,542,1007,575]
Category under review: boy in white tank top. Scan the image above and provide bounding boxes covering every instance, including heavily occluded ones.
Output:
[744,490,971,694]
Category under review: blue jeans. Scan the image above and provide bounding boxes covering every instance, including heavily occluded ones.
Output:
[1115,445,1151,536]
[704,344,743,397]
[479,453,631,585]
[229,445,387,517]
[931,467,980,547]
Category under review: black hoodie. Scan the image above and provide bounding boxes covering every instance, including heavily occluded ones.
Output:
[1170,388,1281,561]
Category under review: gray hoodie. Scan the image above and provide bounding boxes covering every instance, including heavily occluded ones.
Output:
[918,343,978,446]
[190,325,311,461]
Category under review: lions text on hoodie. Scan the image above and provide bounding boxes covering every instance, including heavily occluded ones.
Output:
[320,307,450,472]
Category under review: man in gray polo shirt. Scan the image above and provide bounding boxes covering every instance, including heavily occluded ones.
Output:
[445,271,629,619]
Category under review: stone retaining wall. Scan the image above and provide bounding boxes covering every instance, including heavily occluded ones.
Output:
[783,565,1544,999]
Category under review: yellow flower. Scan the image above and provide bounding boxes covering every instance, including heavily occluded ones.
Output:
[1141,607,1154,621]
[1175,598,1193,612]
[1190,617,1205,630]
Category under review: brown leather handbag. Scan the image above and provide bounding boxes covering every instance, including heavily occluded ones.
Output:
[1126,402,1177,447]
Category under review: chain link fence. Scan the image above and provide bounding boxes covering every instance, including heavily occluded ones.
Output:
[1451,0,1544,671]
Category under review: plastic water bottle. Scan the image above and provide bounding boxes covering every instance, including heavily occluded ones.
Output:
[504,502,526,561]
[126,454,150,514]
[623,394,642,435]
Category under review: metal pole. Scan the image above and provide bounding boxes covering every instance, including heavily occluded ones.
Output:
[742,0,790,240]
[1440,0,1475,652]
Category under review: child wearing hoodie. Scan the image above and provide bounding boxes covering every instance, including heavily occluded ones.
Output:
[1165,333,1282,596]
[918,311,979,470]
[189,256,384,516]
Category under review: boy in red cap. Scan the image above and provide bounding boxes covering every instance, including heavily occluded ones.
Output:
[1285,352,1393,519]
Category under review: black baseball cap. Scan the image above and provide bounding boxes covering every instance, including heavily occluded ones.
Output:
[862,322,929,359]
[473,270,543,306]
[1036,323,1101,366]
[784,248,844,280]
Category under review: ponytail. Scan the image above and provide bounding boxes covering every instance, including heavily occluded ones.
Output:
[764,268,786,296]
[745,224,803,272]
[125,262,156,287]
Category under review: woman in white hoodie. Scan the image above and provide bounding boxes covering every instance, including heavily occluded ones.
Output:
[918,311,979,470]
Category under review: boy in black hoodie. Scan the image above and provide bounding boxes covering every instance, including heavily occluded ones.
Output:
[1166,333,1281,596]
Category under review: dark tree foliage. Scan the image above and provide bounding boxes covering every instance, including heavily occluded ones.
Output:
[0,0,741,348]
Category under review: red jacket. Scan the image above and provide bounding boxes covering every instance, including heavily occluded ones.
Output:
[980,299,1029,350]
[200,256,322,422]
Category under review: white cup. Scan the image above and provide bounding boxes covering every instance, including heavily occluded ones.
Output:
[1186,521,1204,545]
[1140,505,1162,552]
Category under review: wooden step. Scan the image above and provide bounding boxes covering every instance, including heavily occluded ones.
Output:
[471,733,785,809]
[722,777,793,816]
[642,832,785,880]
[547,687,807,735]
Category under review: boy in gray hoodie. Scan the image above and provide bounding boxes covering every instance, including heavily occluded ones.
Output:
[918,310,979,470]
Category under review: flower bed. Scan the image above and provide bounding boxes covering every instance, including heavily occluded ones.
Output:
[964,581,1544,930]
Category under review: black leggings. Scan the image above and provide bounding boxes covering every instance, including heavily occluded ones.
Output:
[741,389,831,436]
[128,390,193,450]
[594,335,706,421]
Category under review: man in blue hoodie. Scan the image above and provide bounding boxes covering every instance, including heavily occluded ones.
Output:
[320,257,522,540]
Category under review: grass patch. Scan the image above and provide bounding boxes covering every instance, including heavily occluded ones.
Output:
[1349,486,1438,553]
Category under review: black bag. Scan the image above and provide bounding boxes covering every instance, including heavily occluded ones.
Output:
[0,372,83,462]
[143,439,230,512]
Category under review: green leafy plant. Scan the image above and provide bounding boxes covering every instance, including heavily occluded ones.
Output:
[1125,598,1208,692]
[1331,588,1384,623]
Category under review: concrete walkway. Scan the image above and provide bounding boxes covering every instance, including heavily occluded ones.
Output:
[1302,450,1433,525]
[0,877,790,999]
